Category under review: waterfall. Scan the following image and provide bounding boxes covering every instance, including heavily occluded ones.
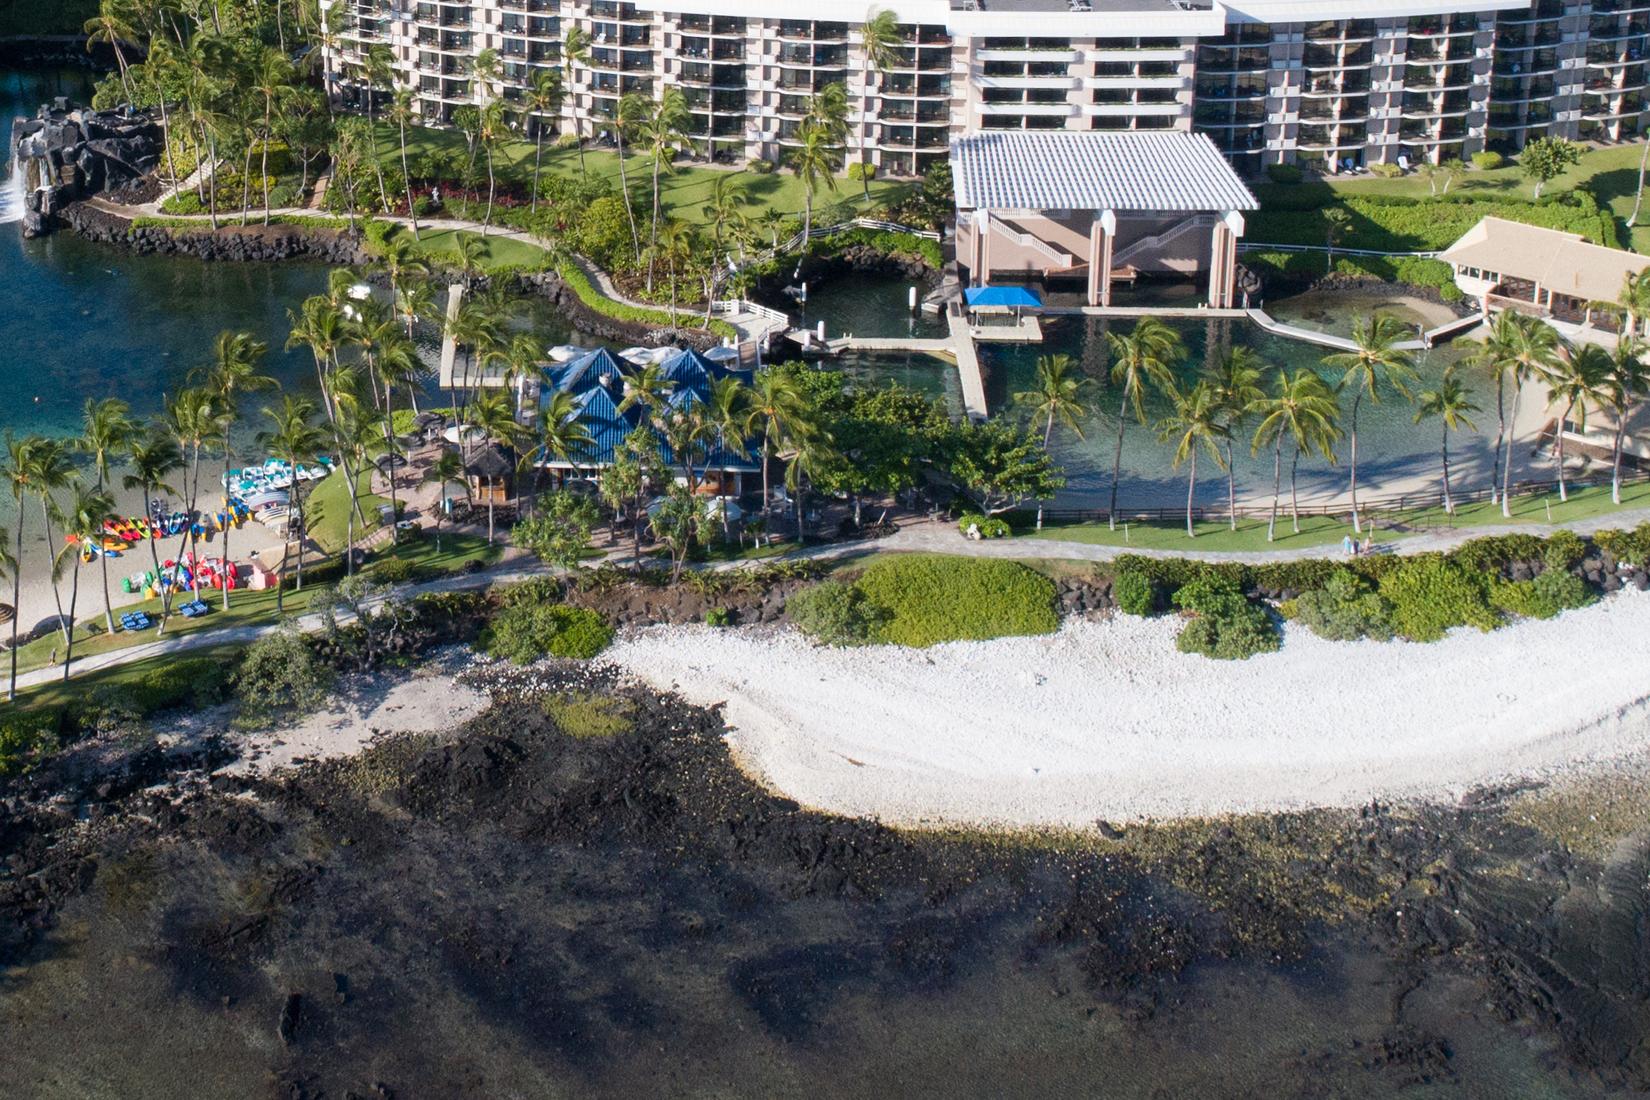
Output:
[0,154,24,226]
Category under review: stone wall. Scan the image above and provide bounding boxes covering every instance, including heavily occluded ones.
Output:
[59,202,369,265]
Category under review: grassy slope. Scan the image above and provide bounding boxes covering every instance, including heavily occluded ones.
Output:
[378,122,910,228]
[392,226,548,271]
[1253,143,1650,252]
[305,467,391,553]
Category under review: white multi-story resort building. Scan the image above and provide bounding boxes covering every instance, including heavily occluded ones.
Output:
[326,0,1650,179]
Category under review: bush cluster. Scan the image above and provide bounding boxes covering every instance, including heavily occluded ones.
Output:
[1471,151,1505,171]
[1376,555,1499,642]
[1112,570,1157,616]
[1491,570,1595,621]
[1290,570,1394,642]
[1592,521,1650,566]
[790,557,1057,648]
[1171,574,1279,660]
[956,513,1011,539]
[127,657,234,714]
[1266,163,1304,184]
[0,714,57,778]
[556,261,737,339]
[481,601,614,663]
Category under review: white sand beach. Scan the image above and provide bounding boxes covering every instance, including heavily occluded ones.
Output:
[602,591,1650,829]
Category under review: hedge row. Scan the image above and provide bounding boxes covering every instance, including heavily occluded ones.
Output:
[1250,190,1618,252]
[810,226,944,270]
[1245,250,1464,300]
[557,260,738,340]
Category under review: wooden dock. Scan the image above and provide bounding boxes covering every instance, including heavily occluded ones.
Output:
[813,313,991,421]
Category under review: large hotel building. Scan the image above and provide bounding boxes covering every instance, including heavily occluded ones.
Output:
[325,0,1650,179]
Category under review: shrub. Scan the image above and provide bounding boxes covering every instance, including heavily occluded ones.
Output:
[1170,574,1279,660]
[956,512,1011,539]
[1471,151,1505,171]
[368,556,437,584]
[1592,523,1650,566]
[481,601,613,663]
[1291,570,1394,642]
[1378,555,1499,641]
[129,657,234,714]
[1492,569,1595,621]
[1452,534,1545,576]
[853,556,1058,648]
[846,162,876,182]
[1369,162,1403,178]
[1113,570,1157,616]
[1266,163,1303,184]
[1542,529,1586,573]
[235,627,333,724]
[556,260,737,339]
[748,158,775,174]
[705,607,733,628]
[788,579,889,646]
[0,714,57,777]
[555,132,581,149]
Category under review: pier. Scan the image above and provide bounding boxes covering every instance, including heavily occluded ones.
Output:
[793,307,991,421]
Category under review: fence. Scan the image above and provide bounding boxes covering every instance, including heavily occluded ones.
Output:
[773,217,942,255]
[1238,242,1441,258]
[1033,468,1650,529]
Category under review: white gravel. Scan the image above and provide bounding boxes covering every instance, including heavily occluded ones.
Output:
[601,590,1650,830]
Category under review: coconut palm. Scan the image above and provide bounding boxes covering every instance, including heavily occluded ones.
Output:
[256,397,327,613]
[200,331,274,610]
[476,97,511,236]
[1480,311,1566,515]
[529,390,593,515]
[250,47,294,225]
[706,375,750,538]
[562,26,592,177]
[2,434,42,701]
[1013,353,1092,530]
[287,296,348,425]
[789,120,843,245]
[701,172,750,256]
[745,368,809,519]
[1322,314,1418,533]
[17,437,80,646]
[617,362,674,427]
[395,279,435,346]
[1413,365,1480,515]
[523,67,566,215]
[121,429,181,637]
[85,0,139,102]
[1251,369,1341,540]
[373,230,429,303]
[1545,344,1613,503]
[1594,267,1650,339]
[805,80,851,144]
[631,89,695,291]
[75,398,136,633]
[1604,337,1649,504]
[445,289,505,418]
[783,417,833,544]
[1208,346,1266,532]
[468,388,523,543]
[355,309,421,538]
[1156,380,1228,538]
[856,7,902,201]
[1103,317,1182,527]
[652,218,697,324]
[420,447,469,551]
[55,485,116,683]
[389,86,423,235]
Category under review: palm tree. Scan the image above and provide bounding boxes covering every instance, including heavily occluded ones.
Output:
[1013,353,1092,530]
[75,397,136,634]
[789,121,843,245]
[491,332,544,419]
[389,86,423,236]
[121,429,181,637]
[1156,380,1228,538]
[653,218,696,324]
[395,279,435,346]
[1251,369,1341,540]
[1413,365,1480,515]
[2,434,40,701]
[1480,311,1566,515]
[745,368,809,520]
[1604,337,1648,504]
[524,67,565,215]
[856,7,902,201]
[287,296,347,425]
[1544,344,1612,503]
[18,437,79,646]
[55,485,116,683]
[421,448,469,552]
[706,375,750,537]
[529,390,593,516]
[1208,346,1266,531]
[632,88,695,291]
[806,80,851,144]
[251,47,294,225]
[1322,208,1352,272]
[256,397,327,613]
[446,288,505,418]
[783,418,833,544]
[455,232,489,290]
[613,91,651,265]
[1323,314,1418,533]
[1596,267,1650,339]
[468,388,523,543]
[701,172,749,256]
[200,331,274,610]
[562,26,592,178]
[85,0,139,102]
[163,387,220,627]
[476,98,510,236]
[1103,317,1183,527]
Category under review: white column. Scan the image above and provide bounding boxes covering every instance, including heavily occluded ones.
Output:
[976,209,992,287]
[1099,209,1117,307]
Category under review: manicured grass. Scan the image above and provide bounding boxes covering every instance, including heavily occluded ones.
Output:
[13,642,245,714]
[1254,142,1650,252]
[1398,477,1650,530]
[393,226,550,272]
[305,467,391,554]
[8,534,501,679]
[377,122,910,227]
[1027,513,1377,552]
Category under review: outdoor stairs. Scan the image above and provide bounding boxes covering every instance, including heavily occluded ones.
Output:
[1110,214,1217,269]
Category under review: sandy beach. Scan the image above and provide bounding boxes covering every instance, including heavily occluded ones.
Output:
[602,590,1650,829]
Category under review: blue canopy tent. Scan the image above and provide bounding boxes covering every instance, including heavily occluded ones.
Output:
[964,285,1043,310]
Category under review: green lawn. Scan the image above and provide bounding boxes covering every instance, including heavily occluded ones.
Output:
[13,642,246,714]
[1254,142,1650,252]
[1024,478,1650,552]
[378,122,911,227]
[8,534,502,680]
[391,226,549,272]
[306,467,391,554]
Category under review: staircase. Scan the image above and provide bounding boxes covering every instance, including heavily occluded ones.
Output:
[1111,214,1217,269]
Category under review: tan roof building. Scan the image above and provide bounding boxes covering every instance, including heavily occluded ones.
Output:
[1439,217,1650,310]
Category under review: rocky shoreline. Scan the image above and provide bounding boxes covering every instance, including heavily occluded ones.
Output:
[57,200,370,264]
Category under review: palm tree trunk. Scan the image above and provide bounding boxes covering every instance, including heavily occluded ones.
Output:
[61,560,80,684]
[239,141,253,226]
[648,157,661,291]
[1556,399,1571,502]
[1502,383,1522,518]
[1108,393,1129,530]
[1612,421,1626,504]
[483,143,496,237]
[761,426,773,520]
[1631,136,1650,228]
[1348,393,1362,534]
[261,102,273,224]
[1490,369,1506,505]
[532,125,544,216]
[38,501,70,648]
[9,522,22,701]
[98,531,114,634]
[1268,435,1281,542]
[615,130,641,263]
[1185,450,1197,538]
[1290,443,1302,534]
[1224,440,1237,532]
[399,116,420,238]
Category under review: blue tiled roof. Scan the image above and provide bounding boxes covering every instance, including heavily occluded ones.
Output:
[539,346,757,471]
